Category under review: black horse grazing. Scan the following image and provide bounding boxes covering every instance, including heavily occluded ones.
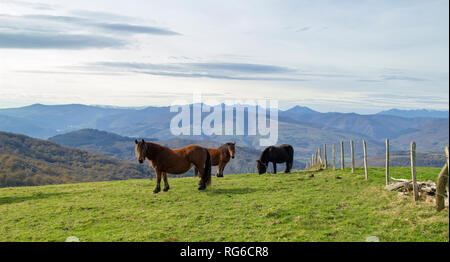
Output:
[256,144,294,174]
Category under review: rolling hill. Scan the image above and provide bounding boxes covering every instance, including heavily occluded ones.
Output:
[0,131,153,187]
[48,129,158,162]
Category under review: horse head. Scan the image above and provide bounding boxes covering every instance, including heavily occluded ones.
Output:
[256,159,267,174]
[135,139,147,164]
[227,142,236,159]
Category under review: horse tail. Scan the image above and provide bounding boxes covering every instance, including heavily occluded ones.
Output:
[203,149,212,186]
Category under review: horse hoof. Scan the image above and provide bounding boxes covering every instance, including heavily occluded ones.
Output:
[153,188,161,194]
[198,184,206,190]
[163,186,170,192]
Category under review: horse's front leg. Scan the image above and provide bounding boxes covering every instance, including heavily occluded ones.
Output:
[273,162,277,174]
[216,165,221,177]
[162,172,170,192]
[154,170,162,194]
[220,163,226,177]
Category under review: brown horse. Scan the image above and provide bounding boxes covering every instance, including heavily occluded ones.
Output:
[135,139,211,193]
[194,142,235,178]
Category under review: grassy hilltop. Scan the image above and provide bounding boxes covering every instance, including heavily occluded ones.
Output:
[0,167,448,242]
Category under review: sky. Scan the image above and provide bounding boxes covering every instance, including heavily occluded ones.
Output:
[0,0,448,113]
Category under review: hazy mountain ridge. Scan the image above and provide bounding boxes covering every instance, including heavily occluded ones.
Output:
[0,104,448,161]
[377,108,449,119]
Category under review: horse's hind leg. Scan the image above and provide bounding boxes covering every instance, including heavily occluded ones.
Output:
[194,167,198,177]
[285,162,290,173]
[194,164,207,190]
[162,172,170,192]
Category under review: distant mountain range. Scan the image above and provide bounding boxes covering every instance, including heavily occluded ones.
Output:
[0,104,448,163]
[0,131,152,187]
[377,109,448,119]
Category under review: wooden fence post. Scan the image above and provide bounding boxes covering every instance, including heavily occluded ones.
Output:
[363,139,368,180]
[324,144,328,169]
[350,140,355,173]
[318,147,322,166]
[332,144,336,171]
[446,146,449,202]
[385,139,390,185]
[410,142,419,201]
[437,146,449,211]
[436,163,448,211]
[314,152,317,165]
[340,140,344,170]
[315,152,318,166]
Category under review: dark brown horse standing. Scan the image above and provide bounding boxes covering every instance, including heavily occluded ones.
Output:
[194,142,236,178]
[135,139,211,193]
[256,144,294,174]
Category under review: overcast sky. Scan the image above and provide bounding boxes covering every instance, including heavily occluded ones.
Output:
[0,0,448,113]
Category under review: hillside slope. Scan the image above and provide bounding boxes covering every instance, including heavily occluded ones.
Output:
[48,129,157,162]
[0,167,447,242]
[0,131,152,187]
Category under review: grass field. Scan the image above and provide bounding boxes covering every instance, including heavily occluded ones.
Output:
[0,167,448,242]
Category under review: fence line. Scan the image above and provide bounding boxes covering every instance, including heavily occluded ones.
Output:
[410,142,419,201]
[332,144,336,171]
[303,139,448,210]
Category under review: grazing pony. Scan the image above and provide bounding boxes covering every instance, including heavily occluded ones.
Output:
[194,142,236,178]
[135,139,211,193]
[256,144,294,174]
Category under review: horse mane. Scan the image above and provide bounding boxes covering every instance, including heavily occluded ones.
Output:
[143,142,165,160]
[218,143,228,150]
[214,143,227,155]
[258,146,271,163]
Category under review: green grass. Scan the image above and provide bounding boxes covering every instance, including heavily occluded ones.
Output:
[0,167,448,242]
